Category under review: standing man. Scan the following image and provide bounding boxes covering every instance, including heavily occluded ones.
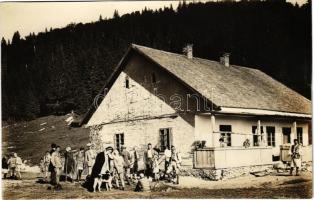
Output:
[76,147,85,182]
[121,146,132,185]
[131,146,139,179]
[167,146,181,173]
[85,143,96,176]
[51,146,63,190]
[14,153,23,180]
[91,144,114,191]
[144,143,154,178]
[290,139,302,176]
[2,154,9,179]
[49,143,57,185]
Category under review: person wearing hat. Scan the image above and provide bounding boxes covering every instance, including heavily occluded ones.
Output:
[121,145,132,185]
[90,144,113,190]
[51,146,62,190]
[85,143,96,176]
[289,139,303,176]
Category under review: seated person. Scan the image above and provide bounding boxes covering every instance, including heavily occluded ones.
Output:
[134,173,151,192]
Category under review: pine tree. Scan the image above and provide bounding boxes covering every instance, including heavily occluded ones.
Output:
[113,9,120,18]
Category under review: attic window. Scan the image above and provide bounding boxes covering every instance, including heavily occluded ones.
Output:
[125,76,129,89]
[151,73,156,84]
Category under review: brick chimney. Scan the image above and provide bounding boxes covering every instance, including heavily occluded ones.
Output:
[183,44,193,59]
[220,53,230,67]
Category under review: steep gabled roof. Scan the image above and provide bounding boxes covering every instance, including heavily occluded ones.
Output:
[81,44,311,125]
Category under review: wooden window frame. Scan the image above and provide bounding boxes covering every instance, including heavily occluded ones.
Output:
[114,133,124,151]
[297,127,303,145]
[159,128,172,152]
[219,125,232,147]
[266,126,275,147]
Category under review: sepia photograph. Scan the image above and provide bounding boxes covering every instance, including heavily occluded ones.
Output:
[0,0,312,199]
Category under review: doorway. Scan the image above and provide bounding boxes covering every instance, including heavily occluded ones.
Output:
[282,127,291,144]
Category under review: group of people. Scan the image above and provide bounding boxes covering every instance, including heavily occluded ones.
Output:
[88,143,182,192]
[39,142,182,192]
[40,143,96,190]
[2,152,23,180]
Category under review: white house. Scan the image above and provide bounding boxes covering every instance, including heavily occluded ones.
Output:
[83,44,311,170]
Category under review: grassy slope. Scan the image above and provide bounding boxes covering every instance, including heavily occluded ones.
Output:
[2,115,90,165]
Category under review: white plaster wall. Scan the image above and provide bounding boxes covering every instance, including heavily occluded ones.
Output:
[195,115,212,146]
[98,116,194,166]
[196,114,310,157]
[87,69,195,166]
[87,71,176,126]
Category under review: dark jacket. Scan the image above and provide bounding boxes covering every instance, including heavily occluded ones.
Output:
[91,152,112,178]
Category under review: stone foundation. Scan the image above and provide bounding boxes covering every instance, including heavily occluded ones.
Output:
[180,165,273,181]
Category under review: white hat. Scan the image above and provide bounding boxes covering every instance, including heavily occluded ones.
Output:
[86,143,92,147]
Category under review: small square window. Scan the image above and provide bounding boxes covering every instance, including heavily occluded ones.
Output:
[125,77,129,88]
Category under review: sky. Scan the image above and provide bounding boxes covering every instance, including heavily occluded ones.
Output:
[0,1,181,40]
[0,0,308,41]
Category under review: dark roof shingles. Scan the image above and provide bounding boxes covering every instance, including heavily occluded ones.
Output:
[132,44,311,114]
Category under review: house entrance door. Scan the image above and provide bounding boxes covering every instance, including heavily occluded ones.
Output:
[282,127,291,144]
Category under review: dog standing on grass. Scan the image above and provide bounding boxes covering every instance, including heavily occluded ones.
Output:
[93,171,113,192]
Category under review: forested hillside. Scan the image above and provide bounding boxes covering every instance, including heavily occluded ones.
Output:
[1,0,311,121]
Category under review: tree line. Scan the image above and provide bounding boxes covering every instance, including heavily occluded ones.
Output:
[1,0,311,121]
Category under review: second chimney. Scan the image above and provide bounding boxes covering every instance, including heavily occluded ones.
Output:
[220,53,230,67]
[183,44,193,59]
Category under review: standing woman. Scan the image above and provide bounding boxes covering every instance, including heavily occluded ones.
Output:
[43,151,51,182]
[64,146,75,182]
[2,154,9,179]
[76,147,85,182]
[112,149,125,190]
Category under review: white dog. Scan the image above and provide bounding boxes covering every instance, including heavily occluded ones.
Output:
[93,171,113,192]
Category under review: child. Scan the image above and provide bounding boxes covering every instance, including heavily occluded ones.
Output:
[134,173,151,192]
[152,154,160,182]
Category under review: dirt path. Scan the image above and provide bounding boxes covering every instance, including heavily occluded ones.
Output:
[176,171,313,190]
[3,172,312,199]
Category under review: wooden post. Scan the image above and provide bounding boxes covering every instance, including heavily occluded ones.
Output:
[257,120,261,146]
[292,121,297,143]
[211,114,216,147]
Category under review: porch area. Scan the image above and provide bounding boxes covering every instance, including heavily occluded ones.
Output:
[193,146,273,169]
